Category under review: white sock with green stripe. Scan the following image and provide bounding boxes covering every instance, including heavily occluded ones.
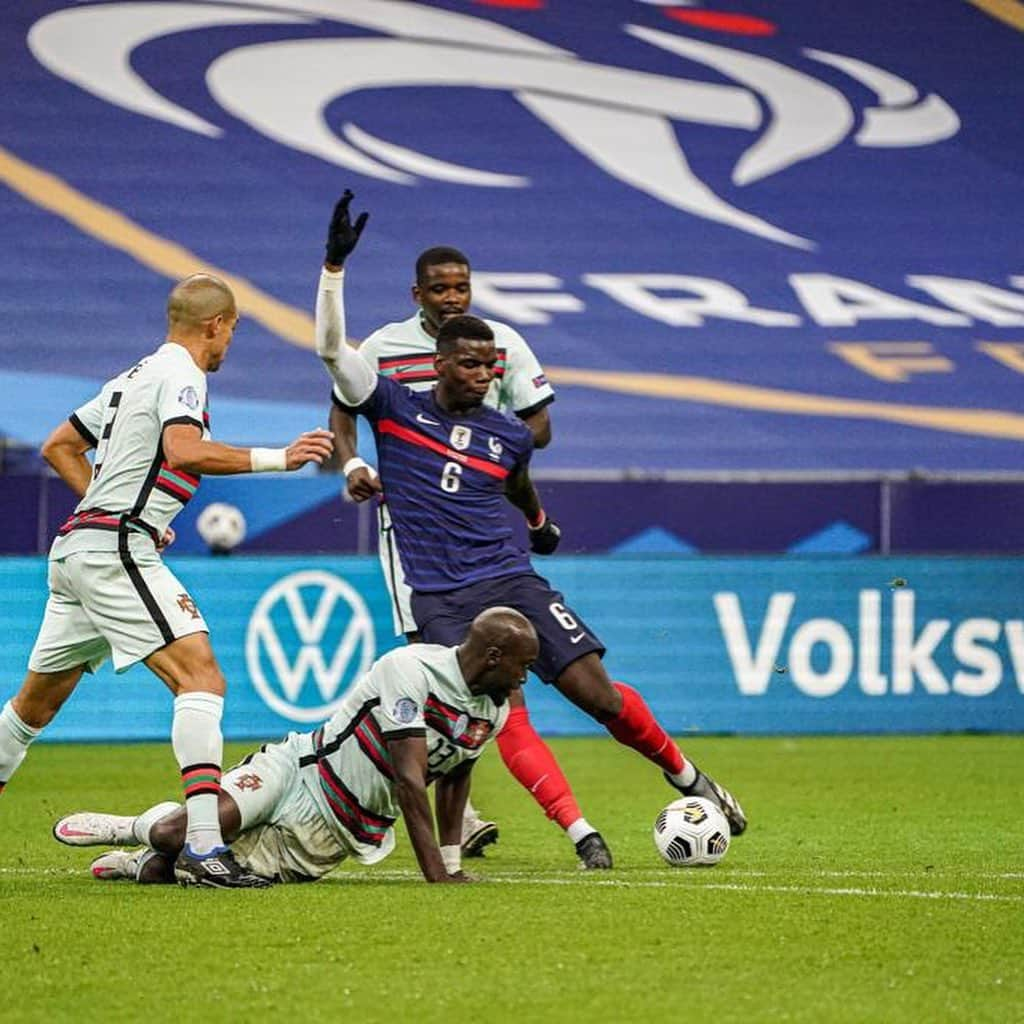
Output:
[172,692,225,856]
[0,700,41,791]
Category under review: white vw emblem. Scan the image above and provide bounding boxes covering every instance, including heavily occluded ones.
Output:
[245,570,375,723]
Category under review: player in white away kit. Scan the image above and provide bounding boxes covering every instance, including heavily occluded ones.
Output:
[0,274,333,889]
[53,608,538,886]
[325,194,612,869]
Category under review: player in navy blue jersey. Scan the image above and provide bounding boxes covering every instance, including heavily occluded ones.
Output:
[315,197,747,855]
[319,195,607,869]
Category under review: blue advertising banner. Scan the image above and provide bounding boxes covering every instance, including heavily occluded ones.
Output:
[1,555,1022,740]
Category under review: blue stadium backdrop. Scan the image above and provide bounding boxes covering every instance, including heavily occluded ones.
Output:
[1,0,1023,475]
[1,556,1022,740]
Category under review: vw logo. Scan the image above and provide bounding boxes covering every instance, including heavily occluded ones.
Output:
[245,570,375,723]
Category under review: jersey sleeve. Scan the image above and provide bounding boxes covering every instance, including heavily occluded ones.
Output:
[374,651,431,738]
[331,371,399,423]
[497,326,555,418]
[330,335,383,414]
[68,389,107,447]
[157,366,207,432]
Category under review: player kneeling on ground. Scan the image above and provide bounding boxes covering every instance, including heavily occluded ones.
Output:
[54,608,538,886]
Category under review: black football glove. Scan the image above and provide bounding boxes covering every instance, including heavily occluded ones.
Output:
[325,189,368,267]
[529,514,561,555]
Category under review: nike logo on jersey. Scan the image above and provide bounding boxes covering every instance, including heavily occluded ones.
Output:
[570,632,586,644]
[415,413,440,426]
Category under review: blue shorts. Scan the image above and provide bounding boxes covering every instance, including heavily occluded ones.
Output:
[411,572,605,684]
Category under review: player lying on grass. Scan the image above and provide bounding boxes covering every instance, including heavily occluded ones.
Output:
[315,191,747,862]
[53,608,538,886]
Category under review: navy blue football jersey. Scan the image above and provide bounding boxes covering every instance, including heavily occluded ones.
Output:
[350,376,535,591]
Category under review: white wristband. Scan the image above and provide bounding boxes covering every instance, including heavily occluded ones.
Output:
[250,447,288,473]
[440,845,461,875]
[342,456,369,478]
[320,267,345,291]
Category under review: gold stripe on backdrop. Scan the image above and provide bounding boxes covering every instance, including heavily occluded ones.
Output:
[2,143,1023,443]
[965,0,1024,30]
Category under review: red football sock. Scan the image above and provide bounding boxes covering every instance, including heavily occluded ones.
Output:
[497,706,582,831]
[604,682,685,775]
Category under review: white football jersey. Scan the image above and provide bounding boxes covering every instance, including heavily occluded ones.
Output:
[298,643,509,863]
[52,343,210,556]
[332,312,554,415]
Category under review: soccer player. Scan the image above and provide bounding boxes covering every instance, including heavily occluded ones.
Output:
[0,273,334,888]
[53,608,538,886]
[315,199,748,852]
[325,194,603,866]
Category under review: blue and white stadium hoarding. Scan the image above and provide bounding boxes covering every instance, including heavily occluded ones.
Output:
[1,556,1021,740]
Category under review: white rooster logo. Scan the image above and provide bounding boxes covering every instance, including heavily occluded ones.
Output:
[29,0,959,250]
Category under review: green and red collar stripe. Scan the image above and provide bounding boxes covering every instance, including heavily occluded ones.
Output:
[379,351,507,378]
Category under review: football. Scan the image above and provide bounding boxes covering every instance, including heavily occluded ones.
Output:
[653,796,730,867]
[196,502,246,554]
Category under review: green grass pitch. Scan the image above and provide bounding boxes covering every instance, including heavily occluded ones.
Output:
[1,735,1021,1023]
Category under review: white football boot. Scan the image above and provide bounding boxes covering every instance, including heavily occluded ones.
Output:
[53,812,136,847]
[90,849,149,880]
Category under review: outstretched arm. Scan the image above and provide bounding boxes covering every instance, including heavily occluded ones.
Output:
[316,191,377,406]
[162,424,333,475]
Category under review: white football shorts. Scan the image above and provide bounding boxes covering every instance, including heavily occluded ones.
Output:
[222,732,353,883]
[28,549,208,674]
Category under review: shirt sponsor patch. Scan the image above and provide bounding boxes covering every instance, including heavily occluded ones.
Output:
[178,385,200,411]
[393,697,419,724]
[532,374,548,388]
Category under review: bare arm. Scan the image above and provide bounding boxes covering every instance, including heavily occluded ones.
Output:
[329,402,382,502]
[434,760,473,848]
[504,463,543,523]
[520,406,552,449]
[506,463,562,555]
[387,735,468,884]
[41,420,95,498]
[162,424,333,476]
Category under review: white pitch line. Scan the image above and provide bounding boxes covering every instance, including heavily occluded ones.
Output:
[3,867,1021,903]
[336,870,1024,903]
